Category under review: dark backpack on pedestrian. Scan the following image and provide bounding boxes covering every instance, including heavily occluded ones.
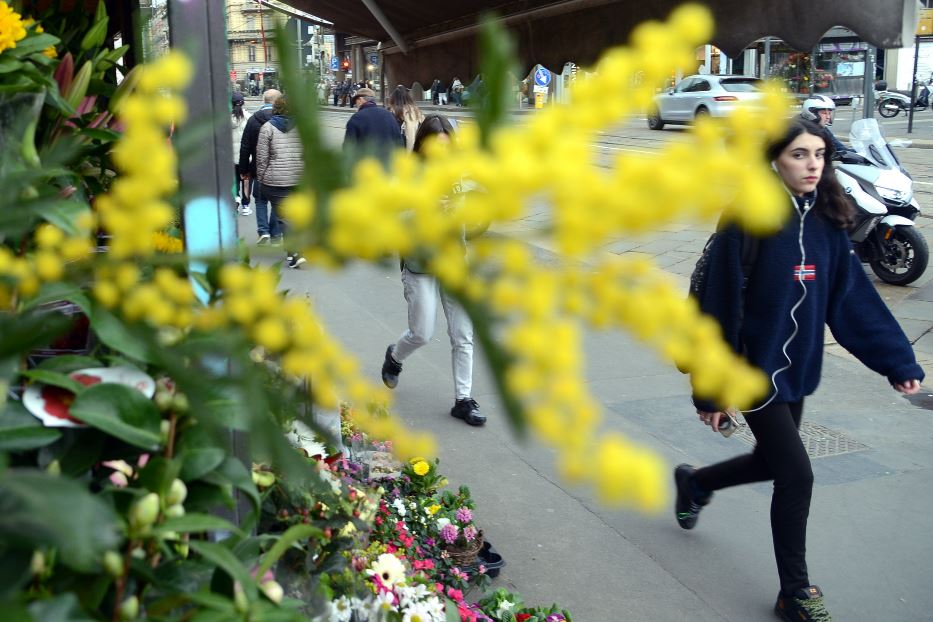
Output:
[678,227,759,373]
[688,228,759,302]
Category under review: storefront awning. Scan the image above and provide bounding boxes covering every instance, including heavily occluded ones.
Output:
[283,0,920,86]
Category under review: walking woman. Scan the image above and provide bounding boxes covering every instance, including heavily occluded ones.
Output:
[386,85,424,152]
[380,115,484,426]
[676,118,923,621]
[255,95,305,268]
[231,92,252,216]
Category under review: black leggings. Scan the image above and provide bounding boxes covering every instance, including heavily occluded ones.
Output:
[693,400,812,594]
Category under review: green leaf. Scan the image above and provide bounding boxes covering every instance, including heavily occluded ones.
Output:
[445,598,462,622]
[80,127,120,142]
[0,59,24,74]
[68,384,161,450]
[19,369,87,395]
[79,17,108,52]
[0,469,120,572]
[0,311,70,359]
[255,523,323,578]
[87,306,152,364]
[474,16,517,149]
[179,447,226,481]
[212,457,260,519]
[28,592,97,622]
[21,283,91,315]
[137,456,180,498]
[0,419,61,451]
[8,33,59,57]
[156,513,243,537]
[36,355,101,374]
[187,540,257,600]
[34,199,85,235]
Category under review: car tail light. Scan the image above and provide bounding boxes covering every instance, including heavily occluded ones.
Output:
[713,96,738,101]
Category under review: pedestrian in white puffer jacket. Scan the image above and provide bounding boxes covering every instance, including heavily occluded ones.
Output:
[256,96,306,268]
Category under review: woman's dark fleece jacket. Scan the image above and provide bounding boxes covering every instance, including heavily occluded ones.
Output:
[693,195,924,412]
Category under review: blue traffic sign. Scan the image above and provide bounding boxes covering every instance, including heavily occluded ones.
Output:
[330,56,339,70]
[534,67,551,87]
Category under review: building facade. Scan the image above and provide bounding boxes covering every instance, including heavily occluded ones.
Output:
[225,0,287,95]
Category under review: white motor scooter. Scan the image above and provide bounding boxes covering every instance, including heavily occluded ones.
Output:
[835,118,928,285]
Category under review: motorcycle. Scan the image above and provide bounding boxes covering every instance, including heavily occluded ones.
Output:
[835,118,928,285]
[876,79,931,118]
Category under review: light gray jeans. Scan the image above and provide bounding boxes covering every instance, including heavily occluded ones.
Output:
[393,267,474,400]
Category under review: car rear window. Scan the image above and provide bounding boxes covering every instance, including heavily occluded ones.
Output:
[720,78,760,92]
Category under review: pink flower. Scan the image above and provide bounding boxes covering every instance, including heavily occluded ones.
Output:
[385,543,397,553]
[440,523,459,544]
[455,507,473,523]
[413,558,435,571]
[463,525,478,542]
[447,587,464,602]
[450,567,470,581]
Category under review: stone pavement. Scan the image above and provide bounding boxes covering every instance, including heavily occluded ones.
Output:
[235,113,933,621]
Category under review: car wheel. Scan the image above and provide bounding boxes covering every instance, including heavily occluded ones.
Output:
[693,106,710,121]
[647,109,665,130]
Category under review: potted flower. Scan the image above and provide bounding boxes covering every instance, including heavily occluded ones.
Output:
[437,485,483,566]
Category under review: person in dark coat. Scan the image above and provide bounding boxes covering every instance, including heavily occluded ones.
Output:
[675,118,923,622]
[238,88,282,245]
[343,88,404,165]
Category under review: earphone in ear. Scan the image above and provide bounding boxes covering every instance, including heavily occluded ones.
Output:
[770,160,778,172]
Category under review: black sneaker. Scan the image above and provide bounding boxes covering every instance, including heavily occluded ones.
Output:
[451,398,485,426]
[674,464,711,530]
[775,586,832,621]
[381,345,402,389]
[290,256,306,269]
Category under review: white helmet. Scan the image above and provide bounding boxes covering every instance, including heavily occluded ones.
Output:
[800,95,836,125]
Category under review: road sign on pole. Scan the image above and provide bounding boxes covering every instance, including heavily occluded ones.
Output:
[330,56,339,70]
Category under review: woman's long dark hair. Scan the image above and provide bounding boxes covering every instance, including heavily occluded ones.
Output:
[766,118,853,227]
[412,114,455,155]
[386,85,415,124]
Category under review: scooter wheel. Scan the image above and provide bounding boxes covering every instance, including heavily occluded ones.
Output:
[878,99,902,118]
[869,225,929,285]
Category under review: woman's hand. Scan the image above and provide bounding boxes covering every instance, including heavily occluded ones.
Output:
[697,410,724,432]
[894,379,922,395]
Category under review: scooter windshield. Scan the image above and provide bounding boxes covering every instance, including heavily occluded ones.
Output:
[849,118,899,169]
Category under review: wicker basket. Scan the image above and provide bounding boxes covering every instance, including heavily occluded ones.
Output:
[443,530,484,567]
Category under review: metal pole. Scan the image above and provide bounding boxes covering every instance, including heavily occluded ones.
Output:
[863,46,876,120]
[167,0,246,527]
[762,37,771,78]
[297,17,302,72]
[909,37,921,133]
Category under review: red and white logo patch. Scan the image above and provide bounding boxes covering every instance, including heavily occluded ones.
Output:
[793,264,816,281]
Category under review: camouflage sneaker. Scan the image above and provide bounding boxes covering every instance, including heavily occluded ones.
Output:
[775,586,832,622]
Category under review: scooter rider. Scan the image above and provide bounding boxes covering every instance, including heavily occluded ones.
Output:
[799,95,850,154]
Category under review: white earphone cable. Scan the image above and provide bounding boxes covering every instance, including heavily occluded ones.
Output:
[741,188,814,415]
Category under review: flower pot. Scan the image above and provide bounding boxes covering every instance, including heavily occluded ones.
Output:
[443,529,484,567]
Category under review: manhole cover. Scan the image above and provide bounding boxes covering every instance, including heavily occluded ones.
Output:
[732,421,869,458]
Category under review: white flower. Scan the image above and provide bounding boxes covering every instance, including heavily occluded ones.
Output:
[397,583,431,609]
[495,600,515,618]
[368,552,406,588]
[402,603,435,622]
[325,596,353,622]
[392,498,408,517]
[436,517,450,530]
[369,591,397,617]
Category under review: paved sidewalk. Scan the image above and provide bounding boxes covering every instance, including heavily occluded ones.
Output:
[235,117,933,621]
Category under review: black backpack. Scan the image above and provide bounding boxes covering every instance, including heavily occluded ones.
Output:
[688,228,759,303]
[679,228,759,374]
